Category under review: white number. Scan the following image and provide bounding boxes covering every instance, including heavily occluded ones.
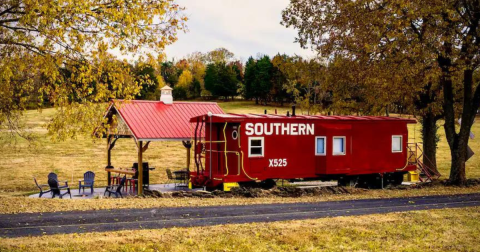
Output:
[269,159,287,167]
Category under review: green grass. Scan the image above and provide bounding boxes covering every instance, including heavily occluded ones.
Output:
[1,206,480,251]
[0,101,479,196]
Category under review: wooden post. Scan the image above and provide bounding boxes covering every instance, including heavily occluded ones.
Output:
[183,141,192,171]
[107,135,112,186]
[186,146,191,170]
[138,140,143,195]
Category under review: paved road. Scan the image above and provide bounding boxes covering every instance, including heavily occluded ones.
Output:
[2,193,480,238]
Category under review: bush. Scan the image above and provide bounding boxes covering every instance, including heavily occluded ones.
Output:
[173,86,188,100]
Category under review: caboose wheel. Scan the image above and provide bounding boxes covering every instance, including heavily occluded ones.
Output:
[338,176,358,187]
[260,179,276,189]
[390,172,404,186]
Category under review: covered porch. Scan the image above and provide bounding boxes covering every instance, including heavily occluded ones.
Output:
[97,91,224,195]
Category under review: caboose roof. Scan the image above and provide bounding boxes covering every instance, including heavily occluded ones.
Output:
[190,113,417,124]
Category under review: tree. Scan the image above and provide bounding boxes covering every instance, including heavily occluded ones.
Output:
[161,61,181,87]
[134,63,162,101]
[204,63,219,97]
[204,62,238,99]
[176,69,194,98]
[186,52,207,98]
[0,0,186,140]
[206,48,235,64]
[274,55,326,115]
[254,55,273,105]
[282,0,480,184]
[243,57,257,102]
[271,54,292,106]
[218,63,239,99]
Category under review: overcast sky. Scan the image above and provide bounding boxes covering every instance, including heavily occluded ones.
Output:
[163,0,316,62]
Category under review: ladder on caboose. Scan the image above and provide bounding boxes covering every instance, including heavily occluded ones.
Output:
[407,143,441,182]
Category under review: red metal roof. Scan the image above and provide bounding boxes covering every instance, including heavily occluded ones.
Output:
[112,100,224,140]
[191,113,417,123]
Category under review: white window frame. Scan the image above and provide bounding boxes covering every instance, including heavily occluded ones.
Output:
[392,135,403,153]
[315,136,327,156]
[332,136,346,155]
[248,137,264,157]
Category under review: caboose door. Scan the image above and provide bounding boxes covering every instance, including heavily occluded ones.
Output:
[315,124,352,175]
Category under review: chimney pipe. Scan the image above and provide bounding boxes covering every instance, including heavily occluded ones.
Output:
[292,105,296,116]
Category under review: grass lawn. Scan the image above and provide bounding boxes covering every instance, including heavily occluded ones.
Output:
[1,206,479,251]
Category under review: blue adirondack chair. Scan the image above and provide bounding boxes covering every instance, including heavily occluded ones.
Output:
[48,172,68,188]
[48,178,71,199]
[104,175,126,198]
[79,171,95,194]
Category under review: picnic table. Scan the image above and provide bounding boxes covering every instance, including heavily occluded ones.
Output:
[105,168,136,175]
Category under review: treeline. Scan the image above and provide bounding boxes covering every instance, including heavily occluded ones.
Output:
[136,48,297,105]
[136,48,333,113]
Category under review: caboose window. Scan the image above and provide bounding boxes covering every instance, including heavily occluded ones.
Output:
[315,136,326,155]
[333,137,346,155]
[248,137,264,157]
[392,135,403,152]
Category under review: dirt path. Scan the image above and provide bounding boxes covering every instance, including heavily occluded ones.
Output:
[1,193,480,238]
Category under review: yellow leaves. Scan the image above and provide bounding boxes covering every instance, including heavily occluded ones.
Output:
[1,0,187,141]
[177,70,193,89]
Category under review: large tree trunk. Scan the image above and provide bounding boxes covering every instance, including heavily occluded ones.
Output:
[442,66,479,185]
[421,113,439,175]
[449,135,467,183]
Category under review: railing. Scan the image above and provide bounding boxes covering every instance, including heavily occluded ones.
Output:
[407,142,441,182]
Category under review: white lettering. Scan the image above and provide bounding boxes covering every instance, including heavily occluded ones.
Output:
[306,124,314,135]
[254,123,263,135]
[269,158,288,167]
[244,123,314,136]
[299,124,306,135]
[291,123,298,135]
[273,123,281,135]
[245,123,254,136]
[281,123,290,135]
[264,123,273,135]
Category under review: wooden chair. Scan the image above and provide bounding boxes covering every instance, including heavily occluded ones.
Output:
[104,176,126,198]
[48,178,71,199]
[79,171,95,194]
[33,177,51,198]
[165,168,174,187]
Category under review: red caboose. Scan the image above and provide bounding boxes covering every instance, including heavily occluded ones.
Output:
[189,113,417,190]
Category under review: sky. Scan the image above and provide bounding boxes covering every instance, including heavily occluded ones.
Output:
[163,0,316,62]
